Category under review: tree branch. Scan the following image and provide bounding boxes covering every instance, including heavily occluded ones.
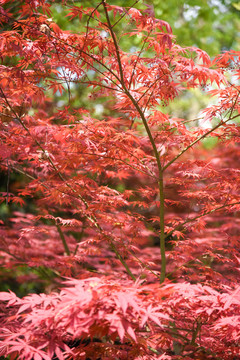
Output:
[163,102,240,172]
[167,201,240,238]
[102,0,166,282]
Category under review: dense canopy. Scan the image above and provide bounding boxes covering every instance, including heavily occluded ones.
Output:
[0,1,240,359]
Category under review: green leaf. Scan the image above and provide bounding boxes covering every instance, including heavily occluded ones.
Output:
[233,2,240,11]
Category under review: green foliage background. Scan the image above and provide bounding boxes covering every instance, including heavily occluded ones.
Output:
[51,0,240,55]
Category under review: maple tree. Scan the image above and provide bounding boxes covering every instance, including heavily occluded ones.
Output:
[0,0,240,359]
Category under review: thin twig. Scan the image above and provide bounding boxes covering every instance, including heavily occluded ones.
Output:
[163,112,240,172]
[56,224,71,256]
[112,0,140,29]
[6,159,10,206]
[167,200,240,238]
[128,28,153,90]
